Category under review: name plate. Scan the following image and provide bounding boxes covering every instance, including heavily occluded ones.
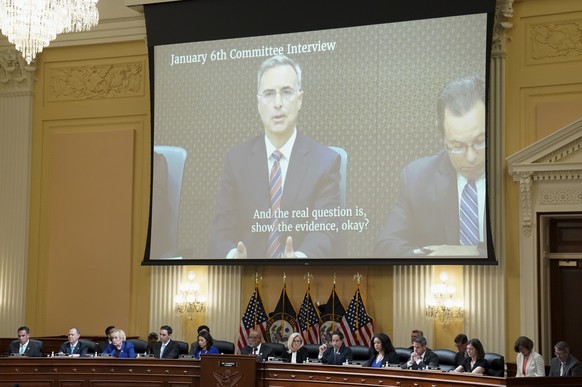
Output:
[219,361,237,367]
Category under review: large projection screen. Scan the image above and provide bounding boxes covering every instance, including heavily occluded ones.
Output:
[144,0,497,266]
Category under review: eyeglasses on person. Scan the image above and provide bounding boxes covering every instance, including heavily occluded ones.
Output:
[445,140,486,155]
[257,87,298,103]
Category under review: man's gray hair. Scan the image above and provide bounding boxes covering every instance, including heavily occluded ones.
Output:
[257,54,302,91]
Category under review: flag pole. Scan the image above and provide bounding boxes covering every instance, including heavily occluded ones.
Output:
[331,273,336,331]
[253,272,261,330]
[280,272,286,339]
[304,272,313,342]
[353,272,362,344]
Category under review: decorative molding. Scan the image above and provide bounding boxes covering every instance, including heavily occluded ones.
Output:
[538,188,582,206]
[47,62,145,101]
[519,174,533,237]
[507,118,582,178]
[536,137,582,164]
[492,0,514,56]
[0,48,36,94]
[528,19,582,63]
[533,171,582,181]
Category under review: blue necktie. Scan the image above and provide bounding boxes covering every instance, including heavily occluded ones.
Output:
[460,180,479,245]
[267,150,283,257]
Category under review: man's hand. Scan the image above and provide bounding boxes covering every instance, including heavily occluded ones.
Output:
[423,244,479,256]
[281,236,297,258]
[233,241,247,258]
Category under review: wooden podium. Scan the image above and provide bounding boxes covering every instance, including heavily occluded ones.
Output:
[201,354,261,387]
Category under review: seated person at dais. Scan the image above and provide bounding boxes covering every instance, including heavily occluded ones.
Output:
[58,327,88,357]
[549,341,582,377]
[452,338,488,374]
[366,333,400,367]
[453,333,468,367]
[146,332,158,355]
[102,329,136,358]
[241,329,275,361]
[281,332,309,363]
[153,325,181,359]
[402,336,439,370]
[10,326,43,357]
[318,330,353,365]
[514,336,545,377]
[191,331,219,359]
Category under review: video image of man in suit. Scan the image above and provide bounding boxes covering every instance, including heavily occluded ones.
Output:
[374,75,487,258]
[209,54,343,259]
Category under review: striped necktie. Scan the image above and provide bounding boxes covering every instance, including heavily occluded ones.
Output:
[459,180,479,245]
[267,150,283,258]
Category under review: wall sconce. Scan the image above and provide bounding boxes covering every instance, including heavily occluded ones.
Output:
[425,272,464,326]
[175,272,207,320]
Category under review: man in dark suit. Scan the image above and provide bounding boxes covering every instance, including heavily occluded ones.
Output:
[58,327,88,357]
[152,325,180,359]
[402,336,439,370]
[9,326,42,357]
[453,333,468,367]
[549,341,582,376]
[241,329,275,361]
[374,75,487,258]
[210,54,342,259]
[318,330,353,365]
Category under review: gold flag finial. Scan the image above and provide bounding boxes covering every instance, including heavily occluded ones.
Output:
[304,272,313,284]
[353,272,362,285]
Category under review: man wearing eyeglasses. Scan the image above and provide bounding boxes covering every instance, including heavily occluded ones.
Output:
[210,54,342,259]
[374,75,487,258]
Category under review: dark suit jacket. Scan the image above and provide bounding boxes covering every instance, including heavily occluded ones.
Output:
[549,355,582,376]
[454,350,467,367]
[153,339,180,359]
[58,341,89,356]
[210,132,343,258]
[365,349,400,367]
[374,150,486,257]
[321,345,353,365]
[402,348,440,370]
[241,343,276,361]
[281,346,309,363]
[9,340,43,357]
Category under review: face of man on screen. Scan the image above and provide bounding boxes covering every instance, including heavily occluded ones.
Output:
[257,64,303,146]
[444,100,486,181]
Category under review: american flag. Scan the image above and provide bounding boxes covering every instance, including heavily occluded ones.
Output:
[338,287,374,347]
[297,289,321,344]
[236,285,268,352]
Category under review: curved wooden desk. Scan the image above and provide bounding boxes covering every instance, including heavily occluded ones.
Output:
[1,355,581,387]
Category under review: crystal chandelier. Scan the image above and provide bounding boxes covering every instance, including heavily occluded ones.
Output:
[425,272,464,326]
[175,272,207,320]
[0,0,99,64]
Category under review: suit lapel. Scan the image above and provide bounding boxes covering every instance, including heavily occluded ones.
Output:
[249,137,270,210]
[281,134,308,209]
